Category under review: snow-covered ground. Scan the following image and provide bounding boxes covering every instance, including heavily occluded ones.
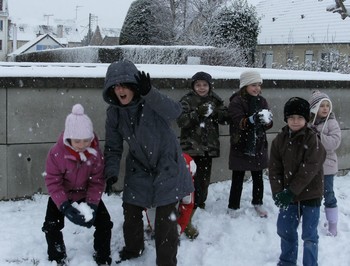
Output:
[1,174,349,266]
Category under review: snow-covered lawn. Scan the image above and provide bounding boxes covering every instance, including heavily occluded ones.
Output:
[1,174,349,265]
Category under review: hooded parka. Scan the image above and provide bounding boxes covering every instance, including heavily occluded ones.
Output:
[102,60,194,208]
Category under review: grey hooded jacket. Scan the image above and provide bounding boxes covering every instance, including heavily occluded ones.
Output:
[102,60,194,208]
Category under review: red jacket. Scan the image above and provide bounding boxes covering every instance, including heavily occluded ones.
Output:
[177,153,195,234]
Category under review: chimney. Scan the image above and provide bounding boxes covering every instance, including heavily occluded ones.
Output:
[12,23,17,51]
[57,25,64,38]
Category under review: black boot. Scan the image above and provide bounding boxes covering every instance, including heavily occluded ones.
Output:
[93,252,112,265]
[116,246,144,264]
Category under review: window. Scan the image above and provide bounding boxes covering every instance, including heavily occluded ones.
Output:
[0,0,3,11]
[262,51,273,68]
[36,44,60,51]
[286,50,294,62]
[0,20,3,32]
[321,50,339,62]
[0,40,2,51]
[305,50,313,64]
[320,50,340,71]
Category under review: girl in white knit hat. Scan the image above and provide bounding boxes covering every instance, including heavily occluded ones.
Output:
[227,70,273,218]
[309,90,342,236]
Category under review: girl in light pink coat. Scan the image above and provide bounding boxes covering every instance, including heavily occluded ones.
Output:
[309,90,341,237]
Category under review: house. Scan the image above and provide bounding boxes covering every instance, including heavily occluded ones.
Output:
[255,0,350,70]
[0,0,9,61]
[100,27,120,46]
[7,33,63,61]
[8,18,83,55]
[86,25,120,46]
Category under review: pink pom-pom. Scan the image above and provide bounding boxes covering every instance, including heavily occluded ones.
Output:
[72,104,84,115]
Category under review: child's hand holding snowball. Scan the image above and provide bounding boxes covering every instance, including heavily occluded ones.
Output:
[197,102,215,117]
[72,202,98,228]
[257,109,273,125]
[61,201,97,228]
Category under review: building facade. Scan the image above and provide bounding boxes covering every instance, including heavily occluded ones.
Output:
[255,0,350,71]
[0,0,9,61]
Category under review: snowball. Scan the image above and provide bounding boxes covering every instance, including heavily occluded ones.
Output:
[189,160,197,176]
[205,103,213,117]
[72,202,94,222]
[258,109,273,124]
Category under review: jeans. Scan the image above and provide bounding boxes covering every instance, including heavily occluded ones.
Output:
[277,204,320,266]
[324,174,337,208]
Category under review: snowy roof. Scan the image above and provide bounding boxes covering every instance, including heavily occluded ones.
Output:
[9,18,82,43]
[9,16,120,43]
[9,34,63,56]
[100,27,120,38]
[256,0,350,45]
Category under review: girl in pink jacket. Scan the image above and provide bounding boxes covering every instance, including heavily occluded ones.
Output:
[42,104,113,265]
[309,90,341,237]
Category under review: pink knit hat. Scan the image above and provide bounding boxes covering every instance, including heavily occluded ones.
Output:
[63,104,94,142]
[308,90,332,115]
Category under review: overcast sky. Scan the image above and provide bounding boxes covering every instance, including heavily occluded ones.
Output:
[8,0,261,29]
[8,0,135,29]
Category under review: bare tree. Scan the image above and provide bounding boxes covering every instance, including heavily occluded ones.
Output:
[325,0,350,19]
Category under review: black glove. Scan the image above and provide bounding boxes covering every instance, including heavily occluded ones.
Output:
[85,203,98,228]
[60,201,86,226]
[274,188,294,209]
[134,71,151,96]
[105,176,118,195]
[196,104,209,117]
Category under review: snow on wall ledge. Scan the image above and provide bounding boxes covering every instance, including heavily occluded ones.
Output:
[1,62,350,81]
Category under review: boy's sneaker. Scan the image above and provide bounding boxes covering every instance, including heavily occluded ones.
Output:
[56,259,68,266]
[227,208,240,218]
[116,246,144,264]
[50,254,68,266]
[254,205,268,218]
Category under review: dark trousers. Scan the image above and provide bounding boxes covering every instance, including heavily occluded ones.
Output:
[42,197,113,263]
[192,156,212,209]
[122,201,179,266]
[228,170,264,209]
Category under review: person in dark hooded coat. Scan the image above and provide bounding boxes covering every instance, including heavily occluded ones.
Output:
[102,60,194,266]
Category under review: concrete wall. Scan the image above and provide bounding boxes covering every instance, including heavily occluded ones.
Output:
[1,77,350,199]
